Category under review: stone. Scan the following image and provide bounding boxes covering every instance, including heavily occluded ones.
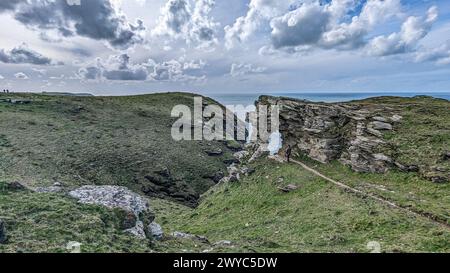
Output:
[442,151,450,161]
[205,149,223,156]
[6,181,27,191]
[241,167,255,176]
[69,185,155,239]
[122,211,138,230]
[372,116,388,122]
[228,174,240,183]
[149,222,164,240]
[278,184,299,193]
[391,115,403,122]
[35,185,63,193]
[214,240,233,247]
[125,221,146,239]
[203,171,225,183]
[171,231,209,244]
[0,219,6,244]
[69,185,150,216]
[233,151,250,161]
[369,121,393,131]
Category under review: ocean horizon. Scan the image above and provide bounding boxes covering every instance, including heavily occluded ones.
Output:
[209,92,450,106]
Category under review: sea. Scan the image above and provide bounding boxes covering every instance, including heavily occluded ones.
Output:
[208,92,450,107]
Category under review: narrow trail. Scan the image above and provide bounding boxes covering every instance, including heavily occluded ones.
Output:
[274,156,450,230]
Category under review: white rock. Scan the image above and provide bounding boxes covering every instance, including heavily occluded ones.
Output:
[69,185,149,216]
[149,222,164,240]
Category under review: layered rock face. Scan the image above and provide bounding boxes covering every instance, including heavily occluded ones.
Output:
[257,96,403,174]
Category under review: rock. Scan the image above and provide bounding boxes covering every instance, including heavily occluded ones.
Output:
[233,151,249,161]
[228,174,240,183]
[241,167,255,176]
[171,231,209,244]
[372,116,388,122]
[203,171,225,183]
[6,181,27,191]
[369,121,393,131]
[391,114,403,122]
[278,184,299,193]
[205,149,223,156]
[214,240,233,247]
[35,185,63,193]
[69,185,155,239]
[223,158,240,165]
[125,221,146,239]
[373,154,392,163]
[122,211,138,230]
[0,219,6,244]
[69,185,150,216]
[442,151,450,161]
[148,222,164,240]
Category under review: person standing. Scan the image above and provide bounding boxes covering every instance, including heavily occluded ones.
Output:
[285,144,292,163]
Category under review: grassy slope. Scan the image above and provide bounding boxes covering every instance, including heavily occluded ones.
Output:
[1,93,448,253]
[358,96,449,177]
[0,92,235,206]
[0,181,153,253]
[154,158,450,253]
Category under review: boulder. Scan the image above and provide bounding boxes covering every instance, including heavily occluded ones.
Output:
[69,186,149,216]
[149,222,164,240]
[0,219,6,244]
[6,181,27,191]
[69,185,156,239]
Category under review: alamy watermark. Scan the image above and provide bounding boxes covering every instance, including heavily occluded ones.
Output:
[170,97,280,142]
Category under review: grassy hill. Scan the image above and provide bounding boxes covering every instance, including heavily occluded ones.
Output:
[0,93,449,253]
[154,158,450,253]
[0,92,237,207]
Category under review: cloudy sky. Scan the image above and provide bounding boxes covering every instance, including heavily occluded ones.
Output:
[0,0,449,95]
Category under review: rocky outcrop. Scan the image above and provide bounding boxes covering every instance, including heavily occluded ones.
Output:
[256,96,420,176]
[69,185,159,239]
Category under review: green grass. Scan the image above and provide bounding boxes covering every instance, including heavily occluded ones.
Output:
[157,158,450,253]
[358,96,450,177]
[297,156,450,225]
[0,181,153,253]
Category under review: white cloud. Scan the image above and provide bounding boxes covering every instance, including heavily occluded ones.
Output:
[366,6,438,56]
[14,72,29,80]
[0,44,57,65]
[230,63,266,77]
[79,54,207,83]
[224,0,294,49]
[415,42,450,65]
[0,0,146,50]
[152,0,219,49]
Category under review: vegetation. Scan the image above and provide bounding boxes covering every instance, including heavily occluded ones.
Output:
[156,158,450,253]
[0,92,236,207]
[0,93,448,253]
[0,181,153,253]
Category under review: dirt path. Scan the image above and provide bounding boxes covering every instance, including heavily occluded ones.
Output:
[275,156,450,229]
